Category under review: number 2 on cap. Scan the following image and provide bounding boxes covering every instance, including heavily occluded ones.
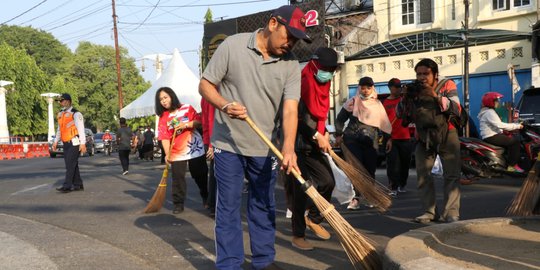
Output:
[305,10,319,27]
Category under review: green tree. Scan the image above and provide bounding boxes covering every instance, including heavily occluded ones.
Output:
[68,42,149,132]
[0,43,48,137]
[0,25,73,77]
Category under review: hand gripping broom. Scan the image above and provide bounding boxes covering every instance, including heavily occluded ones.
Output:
[507,152,540,216]
[244,116,381,270]
[143,128,179,213]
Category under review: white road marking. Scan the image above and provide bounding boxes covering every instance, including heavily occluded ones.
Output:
[11,184,50,195]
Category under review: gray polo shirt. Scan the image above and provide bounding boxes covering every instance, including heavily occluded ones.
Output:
[202,30,301,156]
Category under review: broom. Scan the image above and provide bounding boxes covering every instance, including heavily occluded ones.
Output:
[244,116,380,270]
[143,128,179,213]
[329,149,392,212]
[507,153,540,216]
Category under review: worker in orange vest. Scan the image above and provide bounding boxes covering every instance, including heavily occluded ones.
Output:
[52,93,87,193]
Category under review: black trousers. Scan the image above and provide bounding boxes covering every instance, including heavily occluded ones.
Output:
[118,149,130,172]
[386,139,414,190]
[62,141,83,188]
[287,151,335,237]
[171,155,209,206]
[343,136,378,178]
[484,133,520,166]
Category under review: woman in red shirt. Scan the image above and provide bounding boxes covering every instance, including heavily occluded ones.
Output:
[155,87,207,214]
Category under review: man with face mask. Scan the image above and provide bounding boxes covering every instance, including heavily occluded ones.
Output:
[52,93,87,193]
[285,47,338,251]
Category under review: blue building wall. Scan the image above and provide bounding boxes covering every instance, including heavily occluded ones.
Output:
[347,69,532,135]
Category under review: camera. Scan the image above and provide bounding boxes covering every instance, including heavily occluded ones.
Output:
[401,81,424,99]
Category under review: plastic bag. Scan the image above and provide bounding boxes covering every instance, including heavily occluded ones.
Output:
[432,155,443,176]
[326,154,354,204]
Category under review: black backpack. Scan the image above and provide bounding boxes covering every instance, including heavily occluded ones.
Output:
[413,94,449,149]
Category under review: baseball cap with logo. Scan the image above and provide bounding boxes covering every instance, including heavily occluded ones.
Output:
[59,93,72,101]
[271,5,312,43]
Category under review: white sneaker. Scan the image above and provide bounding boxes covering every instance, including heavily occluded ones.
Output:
[122,171,128,175]
[398,187,407,193]
[286,208,292,219]
[347,198,360,210]
[388,190,398,197]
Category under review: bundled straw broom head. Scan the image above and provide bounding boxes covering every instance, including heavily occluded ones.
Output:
[334,145,392,212]
[143,166,169,213]
[507,156,540,216]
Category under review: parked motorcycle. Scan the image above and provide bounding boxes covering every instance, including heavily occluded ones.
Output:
[460,122,540,179]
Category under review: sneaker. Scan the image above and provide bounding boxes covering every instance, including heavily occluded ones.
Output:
[444,216,459,223]
[173,205,184,214]
[347,198,360,210]
[398,186,407,193]
[414,213,435,224]
[388,190,398,197]
[305,217,330,240]
[291,236,314,251]
[513,165,525,173]
[122,171,129,175]
[286,208,292,219]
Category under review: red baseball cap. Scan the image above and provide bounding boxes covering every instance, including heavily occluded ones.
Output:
[271,5,312,43]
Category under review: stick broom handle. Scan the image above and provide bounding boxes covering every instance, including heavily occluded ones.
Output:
[244,116,305,184]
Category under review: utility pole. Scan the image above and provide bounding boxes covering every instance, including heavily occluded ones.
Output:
[112,0,123,110]
[463,0,470,137]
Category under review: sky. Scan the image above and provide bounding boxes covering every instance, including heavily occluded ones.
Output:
[1,0,288,82]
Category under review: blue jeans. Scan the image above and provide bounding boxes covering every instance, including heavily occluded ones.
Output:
[214,148,278,270]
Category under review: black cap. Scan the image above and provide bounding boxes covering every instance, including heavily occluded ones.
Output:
[59,93,72,101]
[388,78,401,88]
[313,47,338,68]
[358,77,374,86]
[271,5,312,43]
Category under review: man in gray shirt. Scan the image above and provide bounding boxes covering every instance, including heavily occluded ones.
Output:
[199,5,311,270]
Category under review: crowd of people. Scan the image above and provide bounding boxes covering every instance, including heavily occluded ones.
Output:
[50,4,529,270]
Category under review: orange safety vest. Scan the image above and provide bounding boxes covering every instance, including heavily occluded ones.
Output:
[57,110,79,142]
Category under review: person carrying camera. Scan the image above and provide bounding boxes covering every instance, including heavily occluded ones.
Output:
[398,58,461,224]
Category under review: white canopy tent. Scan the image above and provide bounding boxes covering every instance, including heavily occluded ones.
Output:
[120,48,202,119]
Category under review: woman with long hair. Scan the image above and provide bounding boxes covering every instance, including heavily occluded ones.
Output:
[155,87,208,214]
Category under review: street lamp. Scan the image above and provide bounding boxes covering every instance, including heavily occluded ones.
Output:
[0,80,14,143]
[41,93,61,142]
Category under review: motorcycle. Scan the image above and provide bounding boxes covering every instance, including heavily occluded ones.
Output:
[104,140,112,156]
[460,122,540,179]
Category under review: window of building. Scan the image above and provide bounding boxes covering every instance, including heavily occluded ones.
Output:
[393,61,401,70]
[401,0,432,25]
[514,0,530,7]
[512,47,523,58]
[496,49,506,59]
[434,56,442,65]
[355,65,363,74]
[367,64,374,72]
[448,54,457,64]
[493,0,530,10]
[480,51,489,61]
[379,62,386,72]
[406,59,414,68]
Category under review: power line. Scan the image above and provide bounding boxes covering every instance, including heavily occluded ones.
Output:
[39,0,104,29]
[117,0,270,8]
[18,0,75,25]
[127,0,161,32]
[1,0,48,25]
[44,4,110,31]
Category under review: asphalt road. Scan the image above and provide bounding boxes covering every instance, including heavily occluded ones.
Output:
[0,153,524,269]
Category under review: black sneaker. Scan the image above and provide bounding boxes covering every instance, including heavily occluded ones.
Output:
[56,187,72,193]
[73,185,84,191]
[173,205,184,214]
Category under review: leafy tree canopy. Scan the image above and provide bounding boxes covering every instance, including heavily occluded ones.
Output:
[0,43,49,137]
[69,41,149,132]
[0,25,73,77]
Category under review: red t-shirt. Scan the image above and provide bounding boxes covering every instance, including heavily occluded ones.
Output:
[200,98,215,146]
[383,97,411,140]
[158,104,204,161]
